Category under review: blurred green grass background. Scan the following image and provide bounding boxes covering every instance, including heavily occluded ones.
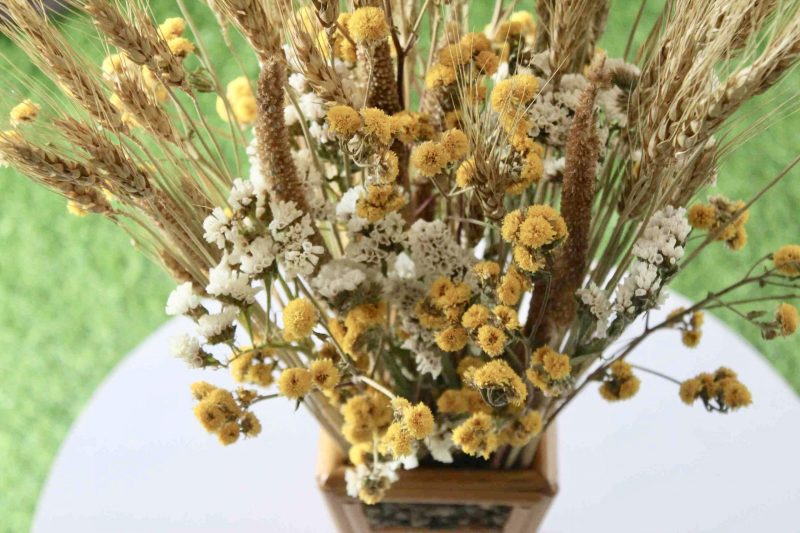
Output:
[1,1,798,531]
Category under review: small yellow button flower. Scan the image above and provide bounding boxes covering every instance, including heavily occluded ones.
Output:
[411,141,448,177]
[327,105,362,137]
[310,358,341,390]
[278,368,313,399]
[774,244,800,276]
[403,403,435,439]
[282,298,317,341]
[348,7,389,45]
[775,303,798,336]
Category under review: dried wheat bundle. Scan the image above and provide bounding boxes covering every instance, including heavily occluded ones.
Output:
[2,0,800,506]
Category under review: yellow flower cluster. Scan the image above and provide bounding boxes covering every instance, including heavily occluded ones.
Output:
[327,105,432,147]
[667,307,704,348]
[340,391,393,444]
[410,128,469,178]
[190,382,261,445]
[436,387,490,415]
[762,302,799,340]
[101,20,191,129]
[327,105,362,137]
[277,368,313,399]
[321,13,354,62]
[9,99,40,126]
[452,412,498,459]
[465,359,528,407]
[488,73,545,193]
[493,11,536,49]
[309,358,341,390]
[380,398,435,459]
[355,183,407,222]
[424,31,499,92]
[329,302,387,359]
[598,360,641,401]
[687,196,749,251]
[501,205,568,273]
[526,346,572,396]
[282,298,317,342]
[773,244,800,277]
[216,76,257,125]
[498,410,542,447]
[679,367,752,412]
[229,347,276,387]
[348,7,389,46]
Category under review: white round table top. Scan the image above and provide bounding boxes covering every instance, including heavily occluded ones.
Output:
[32,293,800,533]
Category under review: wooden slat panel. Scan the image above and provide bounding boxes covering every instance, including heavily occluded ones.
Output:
[316,428,559,532]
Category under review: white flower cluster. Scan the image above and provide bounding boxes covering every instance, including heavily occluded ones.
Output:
[165,282,240,367]
[170,333,203,368]
[336,188,407,265]
[407,220,474,282]
[425,431,455,463]
[631,205,691,267]
[311,259,368,300]
[576,282,613,339]
[615,206,690,316]
[345,461,401,499]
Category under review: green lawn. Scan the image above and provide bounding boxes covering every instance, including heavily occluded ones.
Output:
[1,2,798,532]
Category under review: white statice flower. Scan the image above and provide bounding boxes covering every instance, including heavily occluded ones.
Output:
[336,186,369,232]
[307,120,331,144]
[345,464,369,498]
[292,148,323,187]
[400,452,419,470]
[543,156,565,180]
[283,240,325,279]
[384,278,426,314]
[632,206,691,267]
[224,225,250,266]
[407,220,474,282]
[170,333,204,368]
[413,348,443,378]
[298,92,326,121]
[576,282,612,339]
[202,207,231,248]
[239,236,277,276]
[492,61,510,82]
[426,432,454,463]
[311,259,368,299]
[165,282,201,316]
[197,305,239,339]
[246,140,269,218]
[527,91,572,147]
[392,252,416,280]
[615,261,662,315]
[206,259,260,303]
[345,461,401,499]
[227,178,255,212]
[598,86,628,126]
[288,72,307,93]
[529,51,550,74]
[345,212,406,265]
[269,200,304,233]
[283,104,300,126]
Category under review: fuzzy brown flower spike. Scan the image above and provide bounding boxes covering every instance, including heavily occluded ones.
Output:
[255,55,329,269]
[548,56,610,332]
[255,56,306,208]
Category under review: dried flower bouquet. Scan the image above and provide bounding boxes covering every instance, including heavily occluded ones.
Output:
[2,0,800,507]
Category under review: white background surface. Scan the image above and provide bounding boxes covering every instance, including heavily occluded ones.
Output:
[32,294,800,532]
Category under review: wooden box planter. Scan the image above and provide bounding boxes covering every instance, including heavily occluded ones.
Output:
[316,429,558,533]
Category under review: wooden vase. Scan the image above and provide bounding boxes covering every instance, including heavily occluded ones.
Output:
[316,429,558,532]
